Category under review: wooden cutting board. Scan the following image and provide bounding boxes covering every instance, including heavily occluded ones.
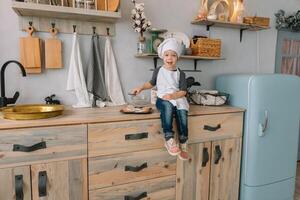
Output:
[97,0,120,11]
[19,25,41,74]
[45,27,62,69]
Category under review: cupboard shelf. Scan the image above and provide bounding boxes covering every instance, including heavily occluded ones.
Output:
[191,19,270,42]
[12,1,121,22]
[135,53,225,72]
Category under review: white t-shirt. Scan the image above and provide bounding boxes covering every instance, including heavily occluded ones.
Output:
[150,66,189,111]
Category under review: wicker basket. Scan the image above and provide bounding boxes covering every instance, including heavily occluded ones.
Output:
[190,38,221,57]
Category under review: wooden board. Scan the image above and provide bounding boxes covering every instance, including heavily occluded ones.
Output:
[19,25,41,74]
[209,138,242,200]
[0,124,87,168]
[97,0,120,11]
[45,27,62,69]
[31,158,88,200]
[89,148,176,189]
[0,165,31,200]
[89,175,176,200]
[176,142,211,200]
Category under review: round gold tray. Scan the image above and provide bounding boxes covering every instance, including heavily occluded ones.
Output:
[1,104,64,120]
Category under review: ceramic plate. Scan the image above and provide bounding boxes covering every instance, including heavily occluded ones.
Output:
[159,31,190,48]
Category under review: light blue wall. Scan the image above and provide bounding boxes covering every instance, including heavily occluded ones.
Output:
[0,0,299,105]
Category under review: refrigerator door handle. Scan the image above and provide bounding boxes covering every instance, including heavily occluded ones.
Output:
[258,110,268,137]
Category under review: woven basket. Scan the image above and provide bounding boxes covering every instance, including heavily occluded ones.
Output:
[190,38,221,57]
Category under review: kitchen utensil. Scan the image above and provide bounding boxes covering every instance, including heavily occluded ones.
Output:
[1,104,64,120]
[97,0,120,11]
[159,31,190,48]
[19,24,41,74]
[45,26,62,69]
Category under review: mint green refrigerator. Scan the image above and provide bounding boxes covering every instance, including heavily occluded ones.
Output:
[216,74,300,200]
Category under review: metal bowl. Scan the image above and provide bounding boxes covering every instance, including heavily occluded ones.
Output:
[1,104,64,120]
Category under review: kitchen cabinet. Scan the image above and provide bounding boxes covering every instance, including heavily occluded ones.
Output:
[31,159,88,200]
[88,108,243,200]
[0,105,244,200]
[0,166,31,200]
[176,113,242,200]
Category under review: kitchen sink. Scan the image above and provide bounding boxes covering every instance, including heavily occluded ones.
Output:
[1,104,64,120]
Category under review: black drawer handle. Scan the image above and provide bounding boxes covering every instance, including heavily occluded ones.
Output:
[38,171,47,197]
[13,141,47,152]
[202,148,209,167]
[203,124,221,132]
[124,192,147,200]
[15,175,23,200]
[214,145,222,164]
[125,132,148,140]
[125,162,148,172]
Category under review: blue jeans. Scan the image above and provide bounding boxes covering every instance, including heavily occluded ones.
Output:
[156,98,188,143]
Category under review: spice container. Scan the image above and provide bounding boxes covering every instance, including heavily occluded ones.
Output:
[75,0,85,8]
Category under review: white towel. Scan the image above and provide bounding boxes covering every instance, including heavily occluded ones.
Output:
[66,33,91,108]
[104,37,126,106]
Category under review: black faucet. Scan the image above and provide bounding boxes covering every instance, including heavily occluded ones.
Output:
[0,60,26,108]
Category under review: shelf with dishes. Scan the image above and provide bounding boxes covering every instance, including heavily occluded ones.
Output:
[12,1,121,35]
[191,19,270,42]
[135,53,225,72]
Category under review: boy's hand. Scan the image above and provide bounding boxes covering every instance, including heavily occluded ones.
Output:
[162,94,174,100]
[131,87,143,95]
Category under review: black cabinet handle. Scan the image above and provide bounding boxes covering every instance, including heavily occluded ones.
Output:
[214,145,222,164]
[125,163,148,172]
[15,175,23,200]
[125,132,148,140]
[13,141,46,152]
[38,171,47,197]
[124,192,147,200]
[203,124,221,132]
[202,148,209,167]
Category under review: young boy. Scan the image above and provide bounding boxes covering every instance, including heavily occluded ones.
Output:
[132,38,189,160]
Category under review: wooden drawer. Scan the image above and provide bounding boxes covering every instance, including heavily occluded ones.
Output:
[89,148,176,190]
[188,113,243,143]
[88,119,164,157]
[0,125,87,168]
[89,175,176,200]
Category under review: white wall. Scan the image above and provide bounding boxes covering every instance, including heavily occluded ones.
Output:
[0,0,298,105]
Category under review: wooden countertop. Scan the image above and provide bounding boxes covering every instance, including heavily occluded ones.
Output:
[0,105,244,130]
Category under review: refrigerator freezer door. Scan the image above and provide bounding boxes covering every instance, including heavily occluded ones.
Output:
[244,75,300,186]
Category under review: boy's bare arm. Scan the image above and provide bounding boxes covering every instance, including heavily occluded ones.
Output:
[163,91,187,100]
[132,82,154,95]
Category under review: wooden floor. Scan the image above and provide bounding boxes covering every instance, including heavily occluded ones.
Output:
[295,163,300,200]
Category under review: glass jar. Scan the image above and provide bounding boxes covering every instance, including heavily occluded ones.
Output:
[75,0,84,8]
[86,0,95,9]
[137,36,146,54]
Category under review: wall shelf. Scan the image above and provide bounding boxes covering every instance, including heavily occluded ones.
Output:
[135,53,225,72]
[12,1,121,35]
[191,19,270,42]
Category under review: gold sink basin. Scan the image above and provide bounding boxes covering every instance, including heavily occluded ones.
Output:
[1,104,64,120]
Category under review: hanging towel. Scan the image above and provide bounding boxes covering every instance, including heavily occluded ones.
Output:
[86,34,110,107]
[66,33,91,108]
[104,36,126,105]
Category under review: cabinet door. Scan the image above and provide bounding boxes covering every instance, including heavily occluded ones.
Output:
[31,159,88,200]
[209,138,241,200]
[0,166,31,200]
[176,142,211,200]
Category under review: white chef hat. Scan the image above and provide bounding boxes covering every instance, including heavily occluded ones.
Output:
[157,38,182,59]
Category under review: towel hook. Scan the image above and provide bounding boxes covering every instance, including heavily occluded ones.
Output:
[29,21,33,26]
[106,27,110,36]
[92,26,96,34]
[51,23,55,29]
[73,25,76,33]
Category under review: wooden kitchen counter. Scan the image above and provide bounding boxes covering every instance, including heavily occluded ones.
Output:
[0,105,244,130]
